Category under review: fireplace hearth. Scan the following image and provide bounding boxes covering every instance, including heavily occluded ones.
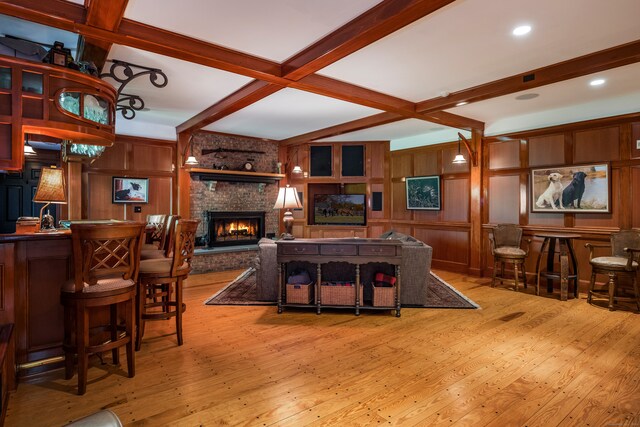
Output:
[207,211,265,247]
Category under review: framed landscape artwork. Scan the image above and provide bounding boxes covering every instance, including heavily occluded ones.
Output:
[112,177,149,203]
[406,175,441,210]
[531,163,610,213]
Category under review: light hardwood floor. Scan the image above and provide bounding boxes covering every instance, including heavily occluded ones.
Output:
[5,269,640,426]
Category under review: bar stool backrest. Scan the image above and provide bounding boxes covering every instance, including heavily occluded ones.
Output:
[70,222,145,291]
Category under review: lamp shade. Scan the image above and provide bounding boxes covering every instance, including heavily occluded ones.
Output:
[34,166,67,204]
[184,155,199,165]
[273,185,301,210]
[452,153,467,164]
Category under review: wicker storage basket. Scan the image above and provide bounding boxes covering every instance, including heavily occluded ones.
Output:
[286,283,313,304]
[372,283,396,307]
[320,282,363,306]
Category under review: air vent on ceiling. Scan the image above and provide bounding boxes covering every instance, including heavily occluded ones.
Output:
[523,73,535,83]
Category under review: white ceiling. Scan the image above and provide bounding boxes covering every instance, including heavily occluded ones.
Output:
[1,0,640,147]
[203,88,381,140]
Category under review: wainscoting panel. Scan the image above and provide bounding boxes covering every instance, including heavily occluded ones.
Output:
[489,140,520,170]
[488,175,519,224]
[529,134,565,167]
[574,126,620,163]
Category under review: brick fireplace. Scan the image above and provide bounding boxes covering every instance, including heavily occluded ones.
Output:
[189,132,281,273]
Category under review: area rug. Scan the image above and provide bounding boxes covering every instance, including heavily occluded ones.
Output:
[204,268,479,309]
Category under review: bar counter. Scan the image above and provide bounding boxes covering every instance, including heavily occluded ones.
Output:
[0,231,72,381]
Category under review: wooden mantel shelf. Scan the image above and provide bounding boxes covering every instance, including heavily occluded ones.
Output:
[188,168,285,184]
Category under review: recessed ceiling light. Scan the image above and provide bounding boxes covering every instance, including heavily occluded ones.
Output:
[456,101,468,107]
[590,78,606,86]
[512,25,531,36]
[515,93,539,100]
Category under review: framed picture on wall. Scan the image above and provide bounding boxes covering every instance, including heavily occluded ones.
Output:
[405,175,441,210]
[531,163,610,213]
[112,177,149,203]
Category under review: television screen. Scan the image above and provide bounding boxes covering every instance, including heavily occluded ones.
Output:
[314,194,366,226]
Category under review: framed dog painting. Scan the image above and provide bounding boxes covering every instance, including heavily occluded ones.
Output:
[112,177,149,203]
[406,175,441,210]
[530,163,610,213]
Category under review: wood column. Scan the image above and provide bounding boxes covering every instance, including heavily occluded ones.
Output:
[65,162,82,220]
[469,129,483,276]
[177,131,192,218]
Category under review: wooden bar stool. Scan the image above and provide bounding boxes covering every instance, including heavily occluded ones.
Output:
[489,224,531,291]
[136,219,199,350]
[61,222,144,395]
[585,230,640,311]
[141,215,180,260]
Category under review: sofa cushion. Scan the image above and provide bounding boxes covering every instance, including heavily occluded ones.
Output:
[379,230,420,244]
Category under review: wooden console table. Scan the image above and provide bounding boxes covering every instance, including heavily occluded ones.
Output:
[276,238,402,316]
[534,233,581,301]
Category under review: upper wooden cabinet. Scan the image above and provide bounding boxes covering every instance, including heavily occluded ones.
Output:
[0,56,117,170]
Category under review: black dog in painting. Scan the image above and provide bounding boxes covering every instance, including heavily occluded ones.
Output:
[561,171,587,208]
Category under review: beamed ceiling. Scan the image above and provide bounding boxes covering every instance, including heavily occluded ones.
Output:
[1,0,639,149]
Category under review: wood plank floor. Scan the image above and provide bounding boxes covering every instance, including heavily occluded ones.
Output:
[6,269,640,426]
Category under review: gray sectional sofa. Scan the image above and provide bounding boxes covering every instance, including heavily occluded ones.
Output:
[254,231,433,306]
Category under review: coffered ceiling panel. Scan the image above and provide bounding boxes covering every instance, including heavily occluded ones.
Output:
[123,0,382,62]
[203,88,382,140]
[319,0,640,102]
[447,62,640,136]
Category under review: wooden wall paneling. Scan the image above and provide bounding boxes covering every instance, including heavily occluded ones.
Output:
[573,126,620,163]
[125,176,172,221]
[574,168,619,228]
[87,173,124,220]
[368,224,385,237]
[413,148,439,177]
[633,167,640,228]
[619,124,632,229]
[90,141,126,170]
[442,145,470,175]
[391,180,411,221]
[131,143,173,172]
[0,244,14,325]
[414,227,469,267]
[468,129,483,275]
[488,140,520,170]
[413,209,440,223]
[632,122,640,159]
[391,151,412,179]
[442,178,469,222]
[367,141,387,179]
[488,175,520,224]
[528,212,565,227]
[25,240,69,354]
[529,134,565,167]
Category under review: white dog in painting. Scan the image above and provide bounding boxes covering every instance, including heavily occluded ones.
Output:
[536,172,564,209]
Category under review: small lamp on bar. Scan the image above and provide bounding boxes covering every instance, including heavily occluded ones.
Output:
[33,165,67,231]
[273,185,301,240]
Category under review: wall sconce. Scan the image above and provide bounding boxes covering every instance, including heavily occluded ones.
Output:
[183,135,198,166]
[452,132,478,167]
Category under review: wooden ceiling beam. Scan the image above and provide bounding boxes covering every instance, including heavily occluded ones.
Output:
[1,0,484,133]
[280,112,404,146]
[281,0,455,80]
[0,0,285,83]
[180,0,458,134]
[416,39,640,114]
[176,80,283,134]
[77,0,129,71]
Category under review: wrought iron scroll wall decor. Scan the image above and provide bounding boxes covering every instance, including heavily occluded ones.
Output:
[100,59,168,120]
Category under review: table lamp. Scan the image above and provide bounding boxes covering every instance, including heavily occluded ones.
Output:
[33,165,67,231]
[273,185,301,240]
